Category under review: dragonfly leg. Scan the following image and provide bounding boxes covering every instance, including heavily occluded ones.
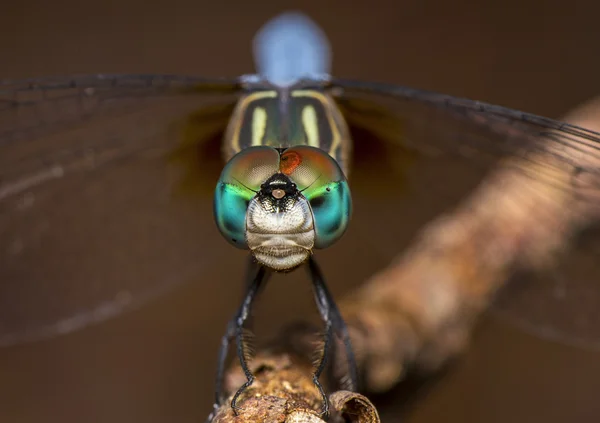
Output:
[310,257,358,392]
[307,257,359,409]
[312,309,333,419]
[306,257,335,418]
[329,308,358,392]
[230,264,268,415]
[206,317,237,423]
[207,259,268,422]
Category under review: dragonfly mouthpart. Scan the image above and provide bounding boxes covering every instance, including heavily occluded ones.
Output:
[246,175,315,271]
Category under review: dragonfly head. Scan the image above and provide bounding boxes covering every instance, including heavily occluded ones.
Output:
[245,173,314,271]
[214,146,351,271]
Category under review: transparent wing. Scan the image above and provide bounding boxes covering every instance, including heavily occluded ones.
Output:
[332,78,600,350]
[0,74,241,346]
[4,74,600,351]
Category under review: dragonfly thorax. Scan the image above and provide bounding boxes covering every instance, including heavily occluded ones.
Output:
[246,173,315,271]
[222,87,352,177]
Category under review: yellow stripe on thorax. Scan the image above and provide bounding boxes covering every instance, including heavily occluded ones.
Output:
[251,107,268,146]
[291,90,346,163]
[223,88,350,176]
[228,90,277,153]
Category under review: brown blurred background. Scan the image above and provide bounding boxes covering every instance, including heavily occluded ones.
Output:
[2,0,600,422]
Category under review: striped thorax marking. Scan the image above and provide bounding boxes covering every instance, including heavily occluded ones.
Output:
[223,88,352,176]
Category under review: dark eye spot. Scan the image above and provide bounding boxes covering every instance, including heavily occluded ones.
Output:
[326,187,331,192]
[311,196,326,208]
[231,238,237,243]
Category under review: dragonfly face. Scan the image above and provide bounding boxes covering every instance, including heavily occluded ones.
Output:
[214,144,351,271]
[246,172,314,270]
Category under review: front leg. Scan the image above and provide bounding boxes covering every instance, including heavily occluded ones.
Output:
[229,264,268,414]
[207,258,269,422]
[307,257,359,413]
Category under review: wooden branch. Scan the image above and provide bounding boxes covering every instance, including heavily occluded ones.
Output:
[212,344,380,423]
[339,97,600,393]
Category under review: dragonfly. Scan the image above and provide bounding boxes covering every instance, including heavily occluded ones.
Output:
[2,8,600,422]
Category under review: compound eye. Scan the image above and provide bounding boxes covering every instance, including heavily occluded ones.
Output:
[280,146,351,248]
[214,146,280,248]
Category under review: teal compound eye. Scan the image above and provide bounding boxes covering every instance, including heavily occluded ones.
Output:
[280,146,352,249]
[214,146,280,248]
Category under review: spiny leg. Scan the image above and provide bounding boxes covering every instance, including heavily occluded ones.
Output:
[308,257,359,395]
[307,257,336,418]
[207,257,268,422]
[314,317,333,418]
[329,309,358,391]
[206,318,236,423]
[230,263,269,414]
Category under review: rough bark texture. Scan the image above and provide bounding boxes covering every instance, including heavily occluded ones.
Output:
[213,349,380,423]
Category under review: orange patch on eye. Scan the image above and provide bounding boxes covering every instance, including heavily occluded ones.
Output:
[280,150,302,175]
